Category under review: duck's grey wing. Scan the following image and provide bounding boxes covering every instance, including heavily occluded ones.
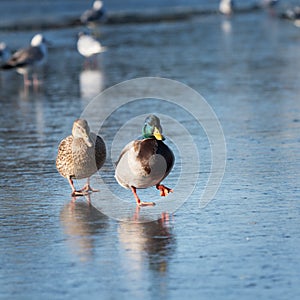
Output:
[115,139,158,170]
[2,46,42,69]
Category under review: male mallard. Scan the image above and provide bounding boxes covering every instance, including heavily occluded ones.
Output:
[56,119,106,196]
[115,115,174,206]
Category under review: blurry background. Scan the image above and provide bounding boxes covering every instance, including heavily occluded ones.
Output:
[1,1,300,300]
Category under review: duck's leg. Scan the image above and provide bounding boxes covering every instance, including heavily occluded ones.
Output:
[80,177,99,193]
[131,186,155,207]
[68,177,88,197]
[156,184,173,197]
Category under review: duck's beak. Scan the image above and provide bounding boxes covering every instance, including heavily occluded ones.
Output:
[84,135,93,147]
[153,126,164,141]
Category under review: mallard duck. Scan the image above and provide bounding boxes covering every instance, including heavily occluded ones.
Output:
[115,115,174,206]
[56,119,106,197]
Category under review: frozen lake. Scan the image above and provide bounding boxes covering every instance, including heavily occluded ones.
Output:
[1,1,300,299]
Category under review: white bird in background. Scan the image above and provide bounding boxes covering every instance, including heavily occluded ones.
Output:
[219,0,234,15]
[0,42,11,65]
[77,32,106,68]
[1,33,49,86]
[80,0,106,25]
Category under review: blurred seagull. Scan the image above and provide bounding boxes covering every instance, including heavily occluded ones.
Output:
[77,32,106,68]
[0,42,11,65]
[281,6,300,21]
[219,0,234,15]
[80,0,106,25]
[260,0,279,16]
[283,6,300,27]
[261,0,279,7]
[1,33,49,86]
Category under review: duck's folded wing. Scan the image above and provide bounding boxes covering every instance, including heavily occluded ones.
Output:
[91,133,106,169]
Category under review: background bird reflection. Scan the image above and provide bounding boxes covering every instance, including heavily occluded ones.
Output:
[79,68,105,101]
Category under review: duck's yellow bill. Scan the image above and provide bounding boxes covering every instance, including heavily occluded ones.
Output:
[153,127,164,140]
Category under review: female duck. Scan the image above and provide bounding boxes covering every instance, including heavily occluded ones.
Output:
[115,115,174,206]
[56,119,106,196]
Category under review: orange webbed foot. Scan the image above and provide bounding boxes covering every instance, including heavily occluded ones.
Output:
[156,184,173,197]
[79,184,99,193]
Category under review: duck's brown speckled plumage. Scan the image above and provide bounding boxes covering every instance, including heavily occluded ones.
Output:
[56,132,106,180]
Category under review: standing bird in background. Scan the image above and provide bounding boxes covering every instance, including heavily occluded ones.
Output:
[77,32,107,68]
[219,0,234,15]
[261,0,279,7]
[115,115,175,207]
[260,0,279,16]
[0,42,11,66]
[80,0,106,25]
[1,34,49,87]
[281,6,300,27]
[56,119,106,197]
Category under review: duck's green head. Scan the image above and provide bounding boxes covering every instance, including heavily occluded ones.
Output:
[72,119,93,147]
[142,115,165,140]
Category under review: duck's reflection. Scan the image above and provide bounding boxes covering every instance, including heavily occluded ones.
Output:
[79,68,104,100]
[118,211,176,274]
[60,197,108,262]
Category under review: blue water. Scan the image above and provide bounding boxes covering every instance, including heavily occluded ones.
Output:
[1,1,300,299]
